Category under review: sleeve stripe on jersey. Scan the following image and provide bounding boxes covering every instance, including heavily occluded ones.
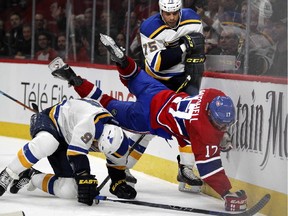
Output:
[114,136,129,156]
[49,100,67,138]
[42,174,56,195]
[18,143,39,168]
[88,85,102,100]
[106,163,126,170]
[149,20,201,39]
[201,167,224,179]
[151,52,161,72]
[67,145,88,156]
[179,19,202,27]
[94,113,112,124]
[145,62,173,80]
[195,156,223,178]
[129,150,142,160]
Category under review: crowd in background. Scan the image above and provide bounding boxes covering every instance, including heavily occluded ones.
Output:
[0,0,286,77]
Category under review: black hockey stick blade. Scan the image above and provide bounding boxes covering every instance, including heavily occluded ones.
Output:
[31,103,39,112]
[95,194,270,216]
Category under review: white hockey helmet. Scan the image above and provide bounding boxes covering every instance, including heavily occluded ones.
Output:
[98,124,124,155]
[159,0,182,13]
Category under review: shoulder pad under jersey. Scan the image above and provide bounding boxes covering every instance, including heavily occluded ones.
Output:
[179,8,202,26]
[140,13,169,39]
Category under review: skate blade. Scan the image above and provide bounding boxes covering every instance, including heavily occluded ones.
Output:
[178,182,202,193]
[48,57,65,72]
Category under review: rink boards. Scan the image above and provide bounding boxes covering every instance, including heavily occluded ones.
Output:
[0,60,287,216]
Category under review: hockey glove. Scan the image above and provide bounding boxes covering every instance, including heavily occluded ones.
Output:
[220,132,233,152]
[223,190,247,211]
[110,179,137,199]
[180,32,205,55]
[75,174,99,206]
[107,166,137,199]
[48,57,83,86]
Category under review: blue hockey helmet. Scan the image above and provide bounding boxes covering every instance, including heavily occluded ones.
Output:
[208,96,235,131]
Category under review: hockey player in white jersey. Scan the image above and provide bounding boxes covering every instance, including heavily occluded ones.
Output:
[137,0,206,193]
[0,98,136,206]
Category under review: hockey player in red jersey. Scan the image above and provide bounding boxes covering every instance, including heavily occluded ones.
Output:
[50,34,247,212]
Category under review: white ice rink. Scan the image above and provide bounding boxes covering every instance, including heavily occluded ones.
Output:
[0,136,264,216]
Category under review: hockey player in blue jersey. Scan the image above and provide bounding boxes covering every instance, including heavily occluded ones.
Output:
[139,0,206,192]
[0,98,136,205]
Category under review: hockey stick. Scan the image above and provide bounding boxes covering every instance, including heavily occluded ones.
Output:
[96,194,270,216]
[0,90,38,113]
[96,75,191,191]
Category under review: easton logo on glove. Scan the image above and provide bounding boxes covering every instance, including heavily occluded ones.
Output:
[79,179,98,184]
[111,179,125,191]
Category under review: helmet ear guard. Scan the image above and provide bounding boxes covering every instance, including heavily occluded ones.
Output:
[208,96,235,130]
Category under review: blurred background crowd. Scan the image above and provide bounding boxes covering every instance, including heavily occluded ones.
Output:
[0,0,286,77]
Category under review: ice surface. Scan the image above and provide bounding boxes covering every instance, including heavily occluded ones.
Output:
[0,136,262,216]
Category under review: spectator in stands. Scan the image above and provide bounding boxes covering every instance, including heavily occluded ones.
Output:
[97,10,118,39]
[94,39,110,64]
[0,19,7,57]
[55,33,67,60]
[210,26,240,56]
[74,7,100,62]
[129,28,144,68]
[14,23,32,59]
[6,12,23,56]
[34,13,56,49]
[116,0,136,33]
[265,19,287,77]
[35,32,58,61]
[196,0,220,28]
[203,26,219,54]
[134,0,158,22]
[121,11,140,47]
[209,26,242,73]
[115,32,126,48]
[48,1,66,35]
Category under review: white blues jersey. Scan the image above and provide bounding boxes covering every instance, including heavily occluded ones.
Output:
[140,8,203,80]
[49,98,112,154]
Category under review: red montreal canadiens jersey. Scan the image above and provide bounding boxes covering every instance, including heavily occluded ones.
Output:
[150,88,232,195]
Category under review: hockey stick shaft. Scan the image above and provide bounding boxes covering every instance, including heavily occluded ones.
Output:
[0,90,37,113]
[96,194,270,216]
[97,75,191,191]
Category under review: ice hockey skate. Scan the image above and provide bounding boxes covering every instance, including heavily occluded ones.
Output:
[49,57,83,86]
[99,33,128,68]
[177,156,203,193]
[0,168,15,196]
[125,169,137,186]
[10,168,41,194]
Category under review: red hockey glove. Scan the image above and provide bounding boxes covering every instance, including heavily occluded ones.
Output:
[223,190,247,211]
